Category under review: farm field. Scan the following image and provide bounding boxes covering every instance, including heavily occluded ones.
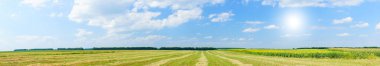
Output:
[1,49,380,66]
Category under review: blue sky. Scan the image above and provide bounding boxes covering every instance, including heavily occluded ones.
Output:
[1,0,380,51]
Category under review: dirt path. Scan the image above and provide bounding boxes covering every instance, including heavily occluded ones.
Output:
[195,51,208,66]
[209,52,252,66]
[144,53,193,66]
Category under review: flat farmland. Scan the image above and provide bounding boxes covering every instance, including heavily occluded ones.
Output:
[1,49,380,66]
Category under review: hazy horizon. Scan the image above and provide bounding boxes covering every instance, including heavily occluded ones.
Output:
[1,0,380,51]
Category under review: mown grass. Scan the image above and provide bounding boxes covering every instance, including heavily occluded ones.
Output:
[209,51,280,66]
[0,50,190,66]
[68,51,185,66]
[2,49,380,66]
[161,51,201,66]
[204,51,236,66]
[228,49,377,59]
[113,52,190,66]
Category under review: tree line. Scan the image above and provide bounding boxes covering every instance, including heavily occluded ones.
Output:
[14,47,217,51]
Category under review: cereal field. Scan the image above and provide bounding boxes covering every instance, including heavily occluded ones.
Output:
[1,49,380,66]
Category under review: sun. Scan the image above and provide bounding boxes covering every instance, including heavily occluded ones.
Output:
[285,13,303,31]
[281,10,307,33]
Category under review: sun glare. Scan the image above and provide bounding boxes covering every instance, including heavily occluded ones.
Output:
[281,10,307,34]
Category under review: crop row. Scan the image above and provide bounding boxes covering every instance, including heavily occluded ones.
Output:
[329,48,380,57]
[229,49,377,59]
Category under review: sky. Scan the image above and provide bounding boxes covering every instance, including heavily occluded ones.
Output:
[1,0,380,51]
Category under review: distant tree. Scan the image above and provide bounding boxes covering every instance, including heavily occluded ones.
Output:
[29,48,54,50]
[14,49,28,51]
[93,47,158,50]
[57,48,84,50]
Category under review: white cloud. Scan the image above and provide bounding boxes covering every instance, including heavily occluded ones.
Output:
[264,24,280,29]
[279,0,327,8]
[262,0,276,7]
[21,0,62,8]
[21,0,49,8]
[282,33,311,37]
[209,11,235,22]
[52,0,61,5]
[351,22,369,28]
[333,17,352,24]
[10,13,17,18]
[330,0,363,6]
[377,22,380,30]
[15,35,57,43]
[69,0,223,36]
[78,34,170,45]
[337,33,350,37]
[133,35,169,43]
[242,27,260,33]
[242,0,250,5]
[309,26,345,30]
[211,0,225,4]
[204,36,213,39]
[75,29,93,39]
[49,12,64,17]
[262,0,364,8]
[220,37,253,41]
[245,21,263,25]
[238,38,246,41]
[69,0,224,45]
[53,0,59,3]
[221,38,229,41]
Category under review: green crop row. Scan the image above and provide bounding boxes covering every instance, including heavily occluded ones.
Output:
[329,48,380,57]
[229,49,377,59]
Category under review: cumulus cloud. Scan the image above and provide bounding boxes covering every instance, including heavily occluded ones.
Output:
[351,22,369,28]
[69,0,223,36]
[262,0,276,7]
[10,13,17,18]
[245,21,263,25]
[211,0,225,4]
[68,0,225,45]
[242,27,260,33]
[78,34,170,45]
[49,12,64,17]
[330,0,363,6]
[376,22,380,30]
[279,0,327,8]
[21,0,61,8]
[309,26,345,30]
[282,33,312,37]
[204,36,213,39]
[261,0,364,8]
[221,38,229,41]
[21,0,49,8]
[0,35,62,50]
[337,33,350,37]
[209,11,235,22]
[133,35,169,44]
[75,29,93,39]
[242,0,251,5]
[220,37,253,41]
[264,24,280,29]
[15,35,57,43]
[333,17,352,24]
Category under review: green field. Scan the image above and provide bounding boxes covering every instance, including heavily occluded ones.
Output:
[1,49,380,66]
